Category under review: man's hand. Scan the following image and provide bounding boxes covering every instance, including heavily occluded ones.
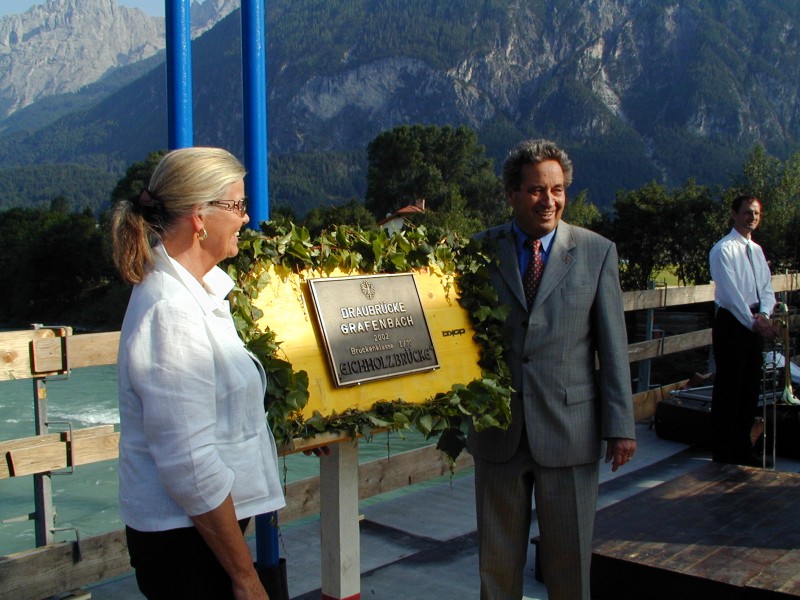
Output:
[753,314,780,338]
[605,438,637,472]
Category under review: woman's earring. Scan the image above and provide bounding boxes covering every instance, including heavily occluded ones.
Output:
[197,227,208,241]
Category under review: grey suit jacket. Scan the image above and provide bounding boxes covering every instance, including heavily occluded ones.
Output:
[467,221,635,467]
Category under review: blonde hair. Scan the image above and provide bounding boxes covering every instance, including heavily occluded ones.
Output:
[111,147,246,284]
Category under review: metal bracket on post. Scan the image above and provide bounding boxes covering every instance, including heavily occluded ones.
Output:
[51,526,83,563]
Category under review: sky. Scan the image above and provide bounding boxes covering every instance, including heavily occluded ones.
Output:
[0,0,166,18]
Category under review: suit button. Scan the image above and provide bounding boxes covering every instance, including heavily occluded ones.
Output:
[522,356,530,364]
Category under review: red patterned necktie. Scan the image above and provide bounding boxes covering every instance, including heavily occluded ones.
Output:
[523,238,544,307]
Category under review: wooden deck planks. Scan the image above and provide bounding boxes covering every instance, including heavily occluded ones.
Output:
[592,462,800,598]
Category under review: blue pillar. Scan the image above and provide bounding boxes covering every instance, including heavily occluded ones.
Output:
[165,0,193,149]
[242,0,278,568]
[255,512,280,570]
[242,0,270,228]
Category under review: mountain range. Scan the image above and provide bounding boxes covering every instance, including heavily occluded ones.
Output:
[1,0,799,216]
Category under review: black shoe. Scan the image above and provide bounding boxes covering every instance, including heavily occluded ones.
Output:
[742,452,774,468]
[712,453,740,465]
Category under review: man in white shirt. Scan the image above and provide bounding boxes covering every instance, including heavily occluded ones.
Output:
[709,195,779,466]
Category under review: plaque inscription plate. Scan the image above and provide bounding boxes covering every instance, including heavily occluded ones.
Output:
[308,273,440,386]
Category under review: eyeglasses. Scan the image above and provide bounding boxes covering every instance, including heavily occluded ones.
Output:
[210,198,248,217]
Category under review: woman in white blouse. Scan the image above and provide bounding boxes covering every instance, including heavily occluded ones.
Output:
[111,147,284,600]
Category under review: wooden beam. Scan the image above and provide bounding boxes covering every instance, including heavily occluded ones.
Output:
[278,431,352,456]
[357,440,473,498]
[627,328,713,363]
[773,272,800,295]
[0,529,130,600]
[0,330,119,381]
[275,443,473,524]
[62,332,119,369]
[1,426,119,479]
[620,273,797,312]
[622,284,716,311]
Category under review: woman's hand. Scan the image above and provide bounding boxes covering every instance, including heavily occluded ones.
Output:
[232,573,269,600]
[191,495,269,600]
[303,445,332,457]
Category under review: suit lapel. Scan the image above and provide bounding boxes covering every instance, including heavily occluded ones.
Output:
[492,223,528,309]
[532,222,576,310]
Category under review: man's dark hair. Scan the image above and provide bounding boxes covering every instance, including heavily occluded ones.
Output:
[731,194,761,213]
[502,138,574,193]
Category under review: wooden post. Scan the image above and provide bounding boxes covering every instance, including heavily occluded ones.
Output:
[319,440,360,600]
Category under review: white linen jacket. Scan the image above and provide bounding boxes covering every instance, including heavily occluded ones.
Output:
[118,244,285,532]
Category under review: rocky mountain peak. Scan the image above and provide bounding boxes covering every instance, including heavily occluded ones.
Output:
[0,0,238,119]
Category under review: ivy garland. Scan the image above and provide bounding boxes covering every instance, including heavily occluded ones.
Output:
[225,222,512,462]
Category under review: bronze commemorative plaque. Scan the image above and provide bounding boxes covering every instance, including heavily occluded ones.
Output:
[308,273,440,386]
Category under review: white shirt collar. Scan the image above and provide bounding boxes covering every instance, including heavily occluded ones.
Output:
[152,244,234,314]
[728,228,753,247]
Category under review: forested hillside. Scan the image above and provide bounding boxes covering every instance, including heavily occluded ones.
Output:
[1,0,799,215]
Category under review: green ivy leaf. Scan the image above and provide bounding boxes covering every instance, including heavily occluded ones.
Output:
[228,222,512,465]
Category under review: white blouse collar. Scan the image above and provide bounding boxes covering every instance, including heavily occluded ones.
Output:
[152,243,235,314]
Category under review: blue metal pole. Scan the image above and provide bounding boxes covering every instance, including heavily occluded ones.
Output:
[165,0,193,149]
[241,0,270,228]
[242,0,278,568]
[255,512,280,570]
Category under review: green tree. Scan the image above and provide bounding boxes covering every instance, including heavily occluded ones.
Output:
[563,189,602,230]
[0,207,117,326]
[729,144,800,270]
[420,191,486,236]
[365,124,502,227]
[611,182,673,291]
[777,150,800,268]
[665,180,723,285]
[0,207,43,324]
[611,180,725,289]
[302,199,377,237]
[28,212,109,310]
[50,195,70,214]
[267,205,297,229]
[110,150,167,203]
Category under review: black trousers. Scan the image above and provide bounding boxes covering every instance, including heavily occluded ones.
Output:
[126,518,250,600]
[711,308,763,464]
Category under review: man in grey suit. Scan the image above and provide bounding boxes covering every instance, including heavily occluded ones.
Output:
[467,139,637,600]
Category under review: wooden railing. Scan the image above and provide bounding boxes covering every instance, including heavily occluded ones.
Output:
[1,273,798,599]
